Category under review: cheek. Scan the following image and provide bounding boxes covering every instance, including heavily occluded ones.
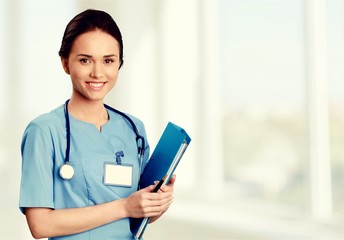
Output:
[70,67,89,81]
[107,69,119,82]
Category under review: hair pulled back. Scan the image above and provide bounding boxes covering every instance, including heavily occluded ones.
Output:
[58,9,124,68]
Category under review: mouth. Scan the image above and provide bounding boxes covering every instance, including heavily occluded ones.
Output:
[86,81,107,90]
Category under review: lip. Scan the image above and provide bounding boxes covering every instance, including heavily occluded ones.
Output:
[86,81,107,90]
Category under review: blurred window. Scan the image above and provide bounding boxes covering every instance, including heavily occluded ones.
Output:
[327,0,344,216]
[219,0,309,207]
[219,0,344,220]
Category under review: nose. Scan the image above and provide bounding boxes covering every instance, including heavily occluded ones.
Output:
[90,62,103,79]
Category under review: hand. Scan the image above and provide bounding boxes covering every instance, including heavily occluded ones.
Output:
[150,174,176,223]
[158,174,176,194]
[124,176,176,219]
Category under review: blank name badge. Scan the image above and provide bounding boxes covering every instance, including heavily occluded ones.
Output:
[103,162,133,187]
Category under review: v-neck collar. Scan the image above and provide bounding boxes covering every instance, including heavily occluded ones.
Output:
[68,109,111,133]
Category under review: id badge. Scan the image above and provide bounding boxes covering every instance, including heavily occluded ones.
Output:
[103,162,133,187]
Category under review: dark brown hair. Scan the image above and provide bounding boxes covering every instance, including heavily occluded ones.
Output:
[58,9,124,68]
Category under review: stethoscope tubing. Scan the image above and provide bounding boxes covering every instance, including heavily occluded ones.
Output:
[64,99,72,164]
[63,99,145,167]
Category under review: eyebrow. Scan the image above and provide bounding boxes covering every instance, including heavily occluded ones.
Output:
[76,54,118,58]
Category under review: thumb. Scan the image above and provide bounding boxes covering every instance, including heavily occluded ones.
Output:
[167,174,176,186]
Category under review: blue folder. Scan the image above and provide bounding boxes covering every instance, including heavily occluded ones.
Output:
[130,122,191,239]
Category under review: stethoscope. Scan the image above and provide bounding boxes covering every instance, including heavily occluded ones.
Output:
[59,99,145,180]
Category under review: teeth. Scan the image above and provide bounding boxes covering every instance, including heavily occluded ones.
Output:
[88,82,104,87]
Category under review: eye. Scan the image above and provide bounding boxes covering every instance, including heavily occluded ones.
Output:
[104,58,115,64]
[79,58,91,64]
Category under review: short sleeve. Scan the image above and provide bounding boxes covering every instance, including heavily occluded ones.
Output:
[19,121,55,214]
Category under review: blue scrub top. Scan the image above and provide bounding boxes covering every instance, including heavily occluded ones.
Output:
[19,104,150,240]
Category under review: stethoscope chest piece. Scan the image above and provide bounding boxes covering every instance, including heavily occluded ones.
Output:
[59,163,74,180]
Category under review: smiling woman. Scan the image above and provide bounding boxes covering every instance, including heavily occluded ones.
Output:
[18,9,176,240]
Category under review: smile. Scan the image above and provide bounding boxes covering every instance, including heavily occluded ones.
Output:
[87,82,106,87]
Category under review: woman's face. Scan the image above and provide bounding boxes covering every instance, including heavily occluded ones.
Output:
[61,30,121,102]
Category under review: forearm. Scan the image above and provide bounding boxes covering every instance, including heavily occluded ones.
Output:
[26,199,127,239]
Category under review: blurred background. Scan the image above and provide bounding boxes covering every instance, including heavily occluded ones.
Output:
[1,0,344,239]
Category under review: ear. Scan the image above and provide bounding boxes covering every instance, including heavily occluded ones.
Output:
[61,57,70,74]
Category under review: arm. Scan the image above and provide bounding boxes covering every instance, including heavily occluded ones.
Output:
[25,200,126,239]
[25,184,173,239]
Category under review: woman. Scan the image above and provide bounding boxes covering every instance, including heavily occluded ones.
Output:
[19,9,175,239]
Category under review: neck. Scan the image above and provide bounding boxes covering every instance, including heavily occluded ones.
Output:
[68,97,108,131]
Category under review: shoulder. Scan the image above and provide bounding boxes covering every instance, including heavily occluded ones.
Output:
[24,104,65,136]
[123,112,145,130]
[21,104,66,154]
[106,105,144,127]
[106,105,147,135]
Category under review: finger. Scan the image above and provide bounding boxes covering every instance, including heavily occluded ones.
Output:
[168,174,176,185]
[159,181,175,193]
[154,175,176,187]
[141,198,174,216]
[165,175,176,189]
[158,185,169,193]
[138,200,172,217]
[142,192,173,206]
